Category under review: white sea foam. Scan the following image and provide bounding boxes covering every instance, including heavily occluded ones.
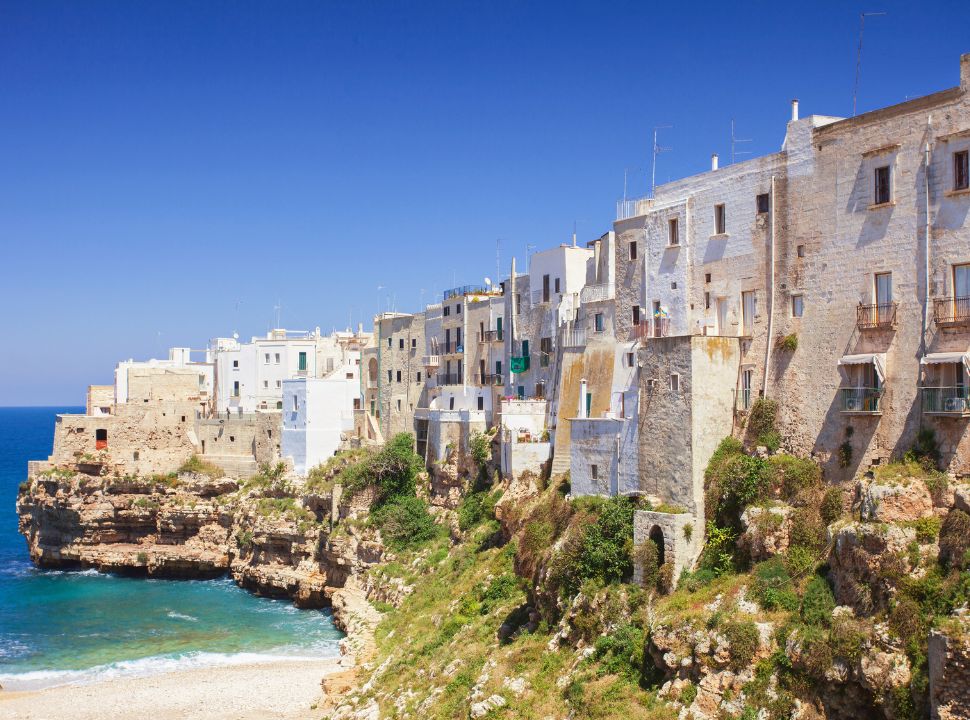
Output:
[0,647,341,692]
[166,611,199,622]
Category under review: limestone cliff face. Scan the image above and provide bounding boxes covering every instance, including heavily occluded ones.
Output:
[16,469,385,609]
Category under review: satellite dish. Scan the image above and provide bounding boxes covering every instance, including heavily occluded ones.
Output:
[233,332,239,340]
[484,277,492,286]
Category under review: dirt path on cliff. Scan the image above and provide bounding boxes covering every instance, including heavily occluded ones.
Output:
[0,658,341,720]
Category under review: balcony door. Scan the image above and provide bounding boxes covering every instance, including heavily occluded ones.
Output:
[741,291,756,337]
[955,265,970,320]
[875,272,892,323]
[716,298,729,335]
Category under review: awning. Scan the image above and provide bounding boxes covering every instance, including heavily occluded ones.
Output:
[921,351,970,374]
[839,353,887,383]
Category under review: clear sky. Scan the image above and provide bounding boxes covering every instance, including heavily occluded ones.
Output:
[2,0,968,405]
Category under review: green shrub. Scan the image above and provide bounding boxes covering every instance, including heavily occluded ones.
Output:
[768,454,822,501]
[522,519,554,555]
[680,682,697,706]
[789,507,826,551]
[178,455,224,479]
[724,620,760,670]
[136,552,148,564]
[820,487,845,524]
[698,522,736,576]
[372,495,439,549]
[457,490,500,531]
[776,333,798,352]
[940,509,970,570]
[801,576,836,626]
[636,538,660,590]
[478,573,521,614]
[838,441,853,468]
[658,562,675,594]
[753,558,799,611]
[783,545,818,578]
[757,431,781,453]
[236,529,253,550]
[593,623,645,682]
[910,516,942,544]
[557,496,635,597]
[683,523,694,542]
[829,616,868,661]
[904,428,941,470]
[748,398,778,439]
[710,454,770,526]
[371,433,424,504]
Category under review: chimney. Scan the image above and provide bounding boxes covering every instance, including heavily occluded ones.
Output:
[572,230,577,248]
[791,99,799,122]
[962,53,970,91]
[593,240,602,283]
[711,153,719,171]
[578,378,588,418]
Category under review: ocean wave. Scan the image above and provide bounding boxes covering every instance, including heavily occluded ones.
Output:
[0,647,341,692]
[166,611,199,622]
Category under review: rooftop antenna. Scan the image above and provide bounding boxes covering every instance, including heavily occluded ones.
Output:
[853,11,887,117]
[376,285,384,317]
[273,300,282,330]
[572,220,577,247]
[233,299,243,336]
[731,119,752,164]
[526,244,536,273]
[622,167,643,202]
[651,125,673,198]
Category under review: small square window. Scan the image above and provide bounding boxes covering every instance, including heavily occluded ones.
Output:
[671,282,677,290]
[670,373,680,392]
[627,352,634,367]
[232,360,239,368]
[668,218,679,246]
[477,396,484,411]
[791,294,804,318]
[594,313,604,332]
[955,150,969,191]
[274,353,280,364]
[797,244,805,258]
[756,193,770,214]
[263,380,268,388]
[417,372,422,383]
[705,291,711,310]
[456,304,462,314]
[443,306,450,317]
[396,370,402,382]
[714,204,726,234]
[399,338,404,349]
[630,241,638,260]
[275,380,281,388]
[591,464,598,479]
[874,165,892,205]
[705,273,712,284]
[387,337,393,347]
[411,338,417,348]
[387,370,392,382]
[264,353,270,364]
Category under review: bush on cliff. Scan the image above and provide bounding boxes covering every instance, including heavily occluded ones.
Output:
[178,455,224,479]
[371,433,424,504]
[458,489,502,532]
[372,495,440,550]
[801,576,836,626]
[939,509,970,571]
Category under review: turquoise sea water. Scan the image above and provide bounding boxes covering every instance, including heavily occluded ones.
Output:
[0,407,342,691]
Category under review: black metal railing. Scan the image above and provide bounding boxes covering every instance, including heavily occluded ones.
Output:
[839,387,882,413]
[436,373,462,385]
[922,386,970,414]
[933,297,970,325]
[857,302,897,330]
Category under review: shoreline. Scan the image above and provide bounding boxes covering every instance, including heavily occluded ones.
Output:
[0,656,344,720]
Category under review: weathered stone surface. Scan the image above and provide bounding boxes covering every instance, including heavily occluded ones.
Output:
[930,614,970,720]
[740,503,793,561]
[859,479,933,523]
[829,522,916,613]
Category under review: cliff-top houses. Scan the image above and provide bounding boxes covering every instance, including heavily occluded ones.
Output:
[32,53,970,576]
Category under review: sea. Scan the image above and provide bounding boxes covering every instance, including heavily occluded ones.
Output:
[0,406,343,691]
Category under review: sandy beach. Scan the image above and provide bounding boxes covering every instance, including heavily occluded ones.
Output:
[0,658,342,720]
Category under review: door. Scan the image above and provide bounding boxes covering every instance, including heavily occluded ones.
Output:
[875,272,892,322]
[955,264,970,319]
[716,298,729,335]
[496,316,503,340]
[543,274,550,303]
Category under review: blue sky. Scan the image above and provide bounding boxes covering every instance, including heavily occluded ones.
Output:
[2,0,968,405]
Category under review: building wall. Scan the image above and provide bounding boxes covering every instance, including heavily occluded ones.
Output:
[87,385,114,416]
[281,368,359,475]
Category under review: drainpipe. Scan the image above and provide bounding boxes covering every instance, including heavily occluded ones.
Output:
[920,121,933,423]
[762,175,777,395]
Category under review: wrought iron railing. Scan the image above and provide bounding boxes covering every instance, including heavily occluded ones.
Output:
[933,297,970,325]
[633,317,671,341]
[922,386,970,414]
[580,283,614,304]
[480,329,504,343]
[436,373,462,386]
[440,341,463,354]
[475,373,503,386]
[857,302,897,330]
[839,387,882,413]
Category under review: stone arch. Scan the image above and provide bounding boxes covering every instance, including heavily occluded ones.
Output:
[649,525,665,567]
[368,357,378,382]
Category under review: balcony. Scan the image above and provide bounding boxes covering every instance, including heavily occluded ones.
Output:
[580,283,614,304]
[933,297,970,326]
[633,317,671,341]
[443,284,492,301]
[475,373,504,386]
[923,387,970,416]
[440,341,464,355]
[422,355,440,368]
[436,373,462,386]
[480,329,504,343]
[856,302,897,330]
[839,387,883,414]
[537,351,551,368]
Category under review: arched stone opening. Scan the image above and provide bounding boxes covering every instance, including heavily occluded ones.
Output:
[649,525,665,567]
[368,358,378,383]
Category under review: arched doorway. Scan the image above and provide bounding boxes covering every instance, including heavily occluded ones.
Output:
[649,525,665,567]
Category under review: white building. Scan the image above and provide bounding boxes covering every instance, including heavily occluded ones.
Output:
[281,357,361,475]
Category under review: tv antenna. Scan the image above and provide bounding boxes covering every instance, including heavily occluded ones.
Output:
[526,244,536,273]
[853,11,887,117]
[273,300,282,330]
[651,125,673,197]
[731,119,752,164]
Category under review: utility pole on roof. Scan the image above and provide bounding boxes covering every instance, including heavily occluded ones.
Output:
[731,119,752,165]
[853,11,887,117]
[651,125,673,198]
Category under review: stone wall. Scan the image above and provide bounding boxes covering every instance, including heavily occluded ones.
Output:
[633,509,701,584]
[930,615,970,720]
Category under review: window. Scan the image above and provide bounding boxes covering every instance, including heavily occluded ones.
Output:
[630,241,638,260]
[232,360,239,369]
[521,339,529,357]
[535,382,545,399]
[95,428,108,449]
[741,291,757,336]
[477,396,484,410]
[705,273,712,283]
[797,244,805,258]
[670,373,679,392]
[292,395,299,412]
[627,352,634,367]
[298,351,307,371]
[632,305,640,326]
[874,165,891,205]
[264,353,270,364]
[594,313,604,332]
[274,353,280,364]
[411,338,417,348]
[705,291,711,310]
[875,272,893,306]
[346,373,353,379]
[133,451,139,461]
[387,370,392,382]
[554,277,561,294]
[668,218,679,246]
[741,369,753,410]
[263,380,269,388]
[396,370,402,382]
[275,380,281,388]
[495,360,502,376]
[449,397,455,410]
[791,294,804,318]
[756,193,770,214]
[591,464,598,479]
[276,401,283,409]
[955,150,970,191]
[397,399,401,411]
[443,306,450,317]
[232,381,240,397]
[542,274,550,303]
[671,282,677,290]
[714,204,726,234]
[399,338,404,349]
[515,294,521,313]
[456,303,461,314]
[387,337,393,347]
[229,435,235,443]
